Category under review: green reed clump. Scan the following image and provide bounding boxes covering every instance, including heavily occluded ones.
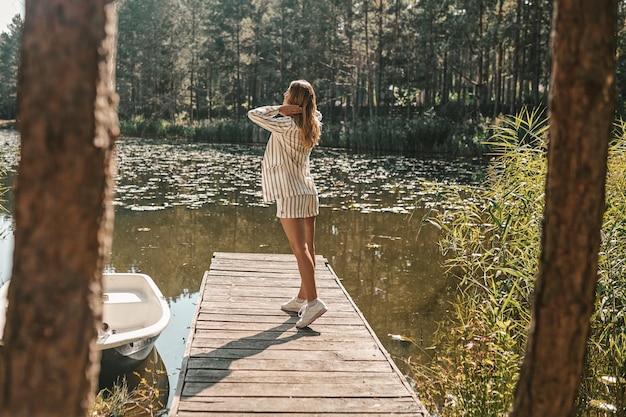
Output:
[342,115,487,156]
[119,118,253,143]
[191,119,253,143]
[410,107,546,416]
[412,108,626,416]
[120,118,169,138]
[119,114,487,156]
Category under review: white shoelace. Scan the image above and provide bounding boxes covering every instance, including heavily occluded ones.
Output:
[298,304,307,317]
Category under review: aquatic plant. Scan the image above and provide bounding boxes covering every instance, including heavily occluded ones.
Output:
[90,366,168,417]
[90,380,133,417]
[411,108,626,416]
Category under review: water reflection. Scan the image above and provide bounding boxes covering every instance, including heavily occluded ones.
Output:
[0,131,485,410]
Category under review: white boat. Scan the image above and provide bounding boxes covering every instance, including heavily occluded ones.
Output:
[0,273,171,381]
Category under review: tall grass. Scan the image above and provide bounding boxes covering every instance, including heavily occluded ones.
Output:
[581,120,626,414]
[333,115,487,156]
[119,114,488,156]
[120,118,253,143]
[412,108,626,416]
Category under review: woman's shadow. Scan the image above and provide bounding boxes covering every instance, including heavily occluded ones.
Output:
[181,315,319,396]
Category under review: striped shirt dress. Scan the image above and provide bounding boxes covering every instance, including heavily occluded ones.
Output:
[247,105,322,218]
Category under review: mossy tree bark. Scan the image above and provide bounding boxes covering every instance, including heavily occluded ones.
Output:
[0,0,119,416]
[510,1,617,416]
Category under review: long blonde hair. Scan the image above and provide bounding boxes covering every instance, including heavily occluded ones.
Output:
[285,80,321,148]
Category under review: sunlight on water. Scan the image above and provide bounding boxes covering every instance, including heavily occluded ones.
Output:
[113,137,483,213]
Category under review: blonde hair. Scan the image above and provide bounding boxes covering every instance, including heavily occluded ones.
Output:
[285,80,321,148]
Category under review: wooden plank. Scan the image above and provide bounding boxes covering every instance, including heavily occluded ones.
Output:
[177,397,424,414]
[188,338,382,352]
[182,369,404,384]
[190,326,374,338]
[198,305,357,315]
[169,252,429,417]
[176,411,423,417]
[196,314,362,326]
[182,382,413,398]
[187,348,390,362]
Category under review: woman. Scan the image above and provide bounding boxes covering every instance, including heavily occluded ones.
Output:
[247,80,327,328]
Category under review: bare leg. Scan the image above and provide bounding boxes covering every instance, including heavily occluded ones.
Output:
[304,216,316,268]
[280,216,317,301]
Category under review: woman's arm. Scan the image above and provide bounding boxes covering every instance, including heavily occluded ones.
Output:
[278,104,302,116]
[247,106,293,133]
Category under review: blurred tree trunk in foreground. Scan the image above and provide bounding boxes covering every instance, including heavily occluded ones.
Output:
[510,1,618,416]
[0,0,119,416]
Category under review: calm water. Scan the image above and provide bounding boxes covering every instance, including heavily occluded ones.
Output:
[0,131,485,413]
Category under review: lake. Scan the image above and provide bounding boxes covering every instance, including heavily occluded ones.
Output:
[0,131,485,413]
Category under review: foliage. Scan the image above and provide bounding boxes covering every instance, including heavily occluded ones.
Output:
[0,15,21,120]
[110,0,557,124]
[5,1,626,151]
[7,1,626,154]
[412,108,626,416]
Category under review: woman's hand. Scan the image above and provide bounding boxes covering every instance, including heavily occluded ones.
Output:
[279,104,302,116]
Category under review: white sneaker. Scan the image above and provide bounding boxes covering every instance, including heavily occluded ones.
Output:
[296,299,328,328]
[281,297,306,313]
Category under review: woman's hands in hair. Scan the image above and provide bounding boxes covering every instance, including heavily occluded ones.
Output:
[278,104,303,116]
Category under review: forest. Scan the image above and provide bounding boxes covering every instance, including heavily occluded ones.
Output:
[1,1,626,154]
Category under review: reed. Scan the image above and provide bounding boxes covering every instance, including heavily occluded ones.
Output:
[90,373,167,417]
[412,108,626,416]
[119,115,488,156]
[580,120,626,414]
[313,115,488,155]
[90,380,133,417]
[90,351,168,417]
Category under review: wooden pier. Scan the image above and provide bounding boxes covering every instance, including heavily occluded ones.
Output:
[169,252,429,416]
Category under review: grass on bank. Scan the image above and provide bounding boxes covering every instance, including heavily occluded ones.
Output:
[119,113,488,157]
[411,107,626,416]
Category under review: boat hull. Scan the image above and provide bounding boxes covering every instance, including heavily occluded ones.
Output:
[0,273,171,384]
[99,335,160,386]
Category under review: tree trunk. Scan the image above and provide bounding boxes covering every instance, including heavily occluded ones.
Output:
[0,0,119,416]
[509,1,617,416]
